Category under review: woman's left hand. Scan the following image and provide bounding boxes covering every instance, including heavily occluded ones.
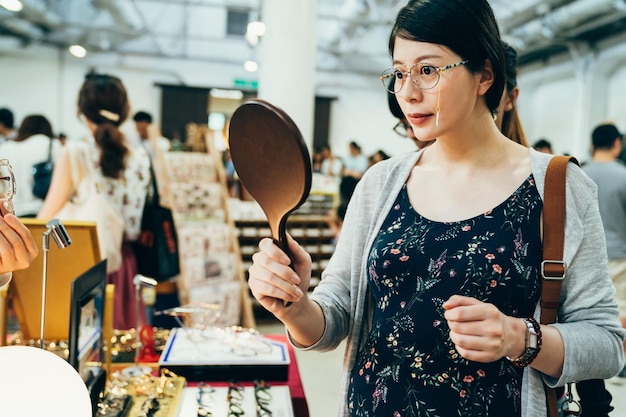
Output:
[443,295,524,363]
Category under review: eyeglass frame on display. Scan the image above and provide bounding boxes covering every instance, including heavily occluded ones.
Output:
[380,59,469,94]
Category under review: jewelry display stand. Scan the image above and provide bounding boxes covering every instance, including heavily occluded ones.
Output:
[158,327,290,381]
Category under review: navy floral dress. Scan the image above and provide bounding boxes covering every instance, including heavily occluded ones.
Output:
[348,176,542,417]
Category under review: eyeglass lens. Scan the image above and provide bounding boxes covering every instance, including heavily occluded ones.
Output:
[381,64,441,94]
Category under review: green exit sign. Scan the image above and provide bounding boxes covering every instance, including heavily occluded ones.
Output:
[233,79,258,89]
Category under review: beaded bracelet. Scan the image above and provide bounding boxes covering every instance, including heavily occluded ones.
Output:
[508,317,542,368]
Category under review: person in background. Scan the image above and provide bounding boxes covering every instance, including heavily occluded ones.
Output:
[533,138,553,154]
[132,110,179,328]
[132,111,171,159]
[38,73,151,330]
[0,108,17,142]
[495,43,529,147]
[582,123,626,380]
[247,1,625,416]
[0,200,38,288]
[57,132,67,146]
[368,149,390,167]
[312,147,324,173]
[0,115,62,217]
[320,145,343,178]
[341,141,368,180]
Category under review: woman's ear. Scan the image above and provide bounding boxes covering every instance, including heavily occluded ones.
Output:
[477,59,495,96]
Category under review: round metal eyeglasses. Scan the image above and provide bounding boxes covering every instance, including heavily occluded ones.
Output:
[381,59,469,94]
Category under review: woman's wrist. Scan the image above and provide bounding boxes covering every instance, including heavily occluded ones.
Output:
[505,317,528,360]
[506,317,542,367]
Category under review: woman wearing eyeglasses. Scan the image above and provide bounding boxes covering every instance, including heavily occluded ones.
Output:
[248,1,625,416]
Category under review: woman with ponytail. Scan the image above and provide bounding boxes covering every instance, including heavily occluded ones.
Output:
[38,73,151,330]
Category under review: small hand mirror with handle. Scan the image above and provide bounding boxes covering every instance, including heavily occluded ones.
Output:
[228,99,312,304]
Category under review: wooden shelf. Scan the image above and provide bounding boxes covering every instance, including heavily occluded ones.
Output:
[234,215,335,290]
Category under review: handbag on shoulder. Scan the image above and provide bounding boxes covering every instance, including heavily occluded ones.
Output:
[134,163,180,282]
[32,137,53,199]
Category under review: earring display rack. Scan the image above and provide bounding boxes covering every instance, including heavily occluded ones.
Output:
[158,124,254,329]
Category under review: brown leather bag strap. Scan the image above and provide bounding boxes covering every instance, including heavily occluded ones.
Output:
[541,155,578,417]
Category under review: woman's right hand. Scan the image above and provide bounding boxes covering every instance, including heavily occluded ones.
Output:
[248,235,312,313]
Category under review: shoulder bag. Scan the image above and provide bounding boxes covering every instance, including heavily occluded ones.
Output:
[32,137,53,199]
[55,143,124,274]
[134,162,180,282]
[541,155,579,417]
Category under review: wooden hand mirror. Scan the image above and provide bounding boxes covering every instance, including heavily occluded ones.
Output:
[228,99,312,263]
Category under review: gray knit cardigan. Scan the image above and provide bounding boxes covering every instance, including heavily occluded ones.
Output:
[300,148,625,417]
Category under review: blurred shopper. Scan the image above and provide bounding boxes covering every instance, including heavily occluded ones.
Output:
[0,114,62,217]
[582,123,626,379]
[0,108,16,142]
[533,138,553,154]
[132,111,171,160]
[320,145,343,178]
[342,141,368,180]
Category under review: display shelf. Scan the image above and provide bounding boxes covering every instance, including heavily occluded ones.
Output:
[234,215,335,291]
[160,125,255,329]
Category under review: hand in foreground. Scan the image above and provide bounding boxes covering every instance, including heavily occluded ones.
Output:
[443,295,523,363]
[248,235,312,313]
[0,209,39,275]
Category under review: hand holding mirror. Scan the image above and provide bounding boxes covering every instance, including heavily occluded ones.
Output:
[228,99,312,305]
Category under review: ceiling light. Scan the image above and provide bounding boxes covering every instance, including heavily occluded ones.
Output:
[247,21,266,38]
[69,44,87,58]
[245,21,266,47]
[244,60,258,72]
[0,0,23,12]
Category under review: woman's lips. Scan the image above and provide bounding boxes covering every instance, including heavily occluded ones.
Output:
[407,113,431,125]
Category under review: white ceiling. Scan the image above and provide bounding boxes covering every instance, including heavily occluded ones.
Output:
[1,0,626,75]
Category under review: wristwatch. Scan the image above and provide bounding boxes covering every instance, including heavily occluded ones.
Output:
[507,317,542,368]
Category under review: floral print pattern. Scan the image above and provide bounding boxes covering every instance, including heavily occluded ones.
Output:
[348,176,542,417]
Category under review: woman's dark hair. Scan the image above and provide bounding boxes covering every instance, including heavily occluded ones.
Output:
[500,42,528,147]
[388,0,505,114]
[78,73,129,179]
[15,114,54,141]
